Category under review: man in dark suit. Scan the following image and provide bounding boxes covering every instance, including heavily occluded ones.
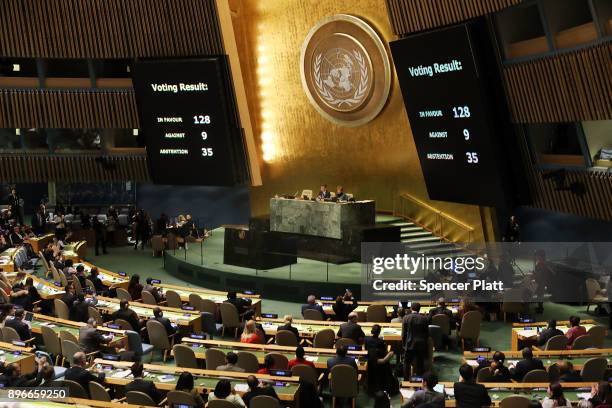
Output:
[61,284,77,309]
[225,291,252,316]
[124,362,162,404]
[402,302,430,378]
[277,315,299,341]
[69,294,90,323]
[454,364,491,408]
[316,184,331,200]
[64,352,105,395]
[509,347,544,381]
[79,318,112,354]
[427,297,453,323]
[5,308,32,341]
[243,375,280,406]
[326,345,357,371]
[7,188,23,225]
[337,312,365,345]
[537,320,563,347]
[111,300,141,331]
[152,307,176,336]
[301,295,324,318]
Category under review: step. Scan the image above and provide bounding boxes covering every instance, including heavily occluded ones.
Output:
[400,226,424,233]
[391,222,415,227]
[402,236,441,243]
[401,231,433,238]
[403,242,456,250]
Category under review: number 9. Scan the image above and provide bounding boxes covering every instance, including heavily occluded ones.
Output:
[201,132,208,140]
[463,129,470,140]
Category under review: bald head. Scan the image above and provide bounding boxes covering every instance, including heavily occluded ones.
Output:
[73,351,86,366]
[348,312,358,322]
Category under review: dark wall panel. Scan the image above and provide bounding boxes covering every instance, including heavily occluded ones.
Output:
[0,0,224,58]
[504,43,612,123]
[385,0,521,35]
[0,89,138,128]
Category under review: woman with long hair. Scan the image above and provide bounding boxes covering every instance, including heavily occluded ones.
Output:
[175,372,205,408]
[127,274,143,300]
[542,382,570,408]
[240,320,263,344]
[207,379,245,407]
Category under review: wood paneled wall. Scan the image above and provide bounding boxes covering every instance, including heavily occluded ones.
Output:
[0,153,149,182]
[504,43,612,123]
[527,167,612,221]
[385,0,521,35]
[517,128,612,221]
[0,0,224,58]
[0,89,138,128]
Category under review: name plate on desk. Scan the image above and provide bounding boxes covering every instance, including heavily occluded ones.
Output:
[269,198,375,239]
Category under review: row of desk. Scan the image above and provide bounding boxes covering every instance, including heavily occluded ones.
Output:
[317,298,460,318]
[180,337,369,372]
[401,381,600,407]
[511,319,599,350]
[91,358,300,402]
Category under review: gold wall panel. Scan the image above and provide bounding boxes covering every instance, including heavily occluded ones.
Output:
[231,0,493,242]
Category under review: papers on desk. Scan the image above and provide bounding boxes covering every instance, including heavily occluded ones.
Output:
[305,356,318,362]
[111,369,132,379]
[40,322,56,328]
[516,329,537,338]
[400,389,415,400]
[577,393,592,400]
[157,374,175,383]
[234,384,249,392]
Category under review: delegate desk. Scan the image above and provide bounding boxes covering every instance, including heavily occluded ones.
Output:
[180,338,369,372]
[75,261,129,289]
[92,359,300,402]
[0,341,36,374]
[464,348,612,371]
[511,320,599,350]
[401,381,598,407]
[0,246,27,272]
[31,275,65,300]
[153,282,262,315]
[30,313,127,349]
[318,299,459,318]
[260,317,402,342]
[95,297,202,332]
[270,197,375,239]
[29,233,54,254]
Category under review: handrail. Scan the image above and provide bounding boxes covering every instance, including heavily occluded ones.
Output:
[394,193,475,244]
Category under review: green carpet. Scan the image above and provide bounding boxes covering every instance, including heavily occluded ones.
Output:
[88,245,612,407]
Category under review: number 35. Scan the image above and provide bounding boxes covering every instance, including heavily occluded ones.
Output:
[466,152,479,163]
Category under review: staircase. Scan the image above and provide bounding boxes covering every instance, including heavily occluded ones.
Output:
[379,217,470,256]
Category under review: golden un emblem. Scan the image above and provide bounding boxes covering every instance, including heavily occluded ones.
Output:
[300,14,391,126]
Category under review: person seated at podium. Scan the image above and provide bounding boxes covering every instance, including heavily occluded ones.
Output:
[337,312,365,345]
[557,361,582,382]
[509,347,544,381]
[301,294,324,318]
[277,315,299,341]
[124,362,162,404]
[335,185,348,201]
[565,315,587,349]
[537,320,563,347]
[226,291,252,316]
[316,184,331,200]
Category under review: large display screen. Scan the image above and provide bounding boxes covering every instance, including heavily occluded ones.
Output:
[132,58,247,185]
[390,24,506,206]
